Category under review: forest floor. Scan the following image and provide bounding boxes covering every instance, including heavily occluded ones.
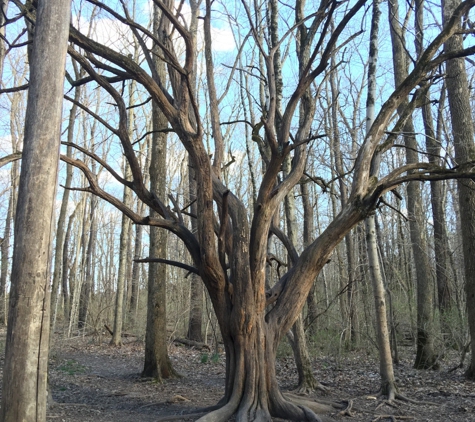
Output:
[0,328,474,421]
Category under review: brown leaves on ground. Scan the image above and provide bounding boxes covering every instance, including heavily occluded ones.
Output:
[0,329,474,421]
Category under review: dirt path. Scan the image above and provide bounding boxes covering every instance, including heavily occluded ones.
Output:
[47,338,224,421]
[1,330,475,421]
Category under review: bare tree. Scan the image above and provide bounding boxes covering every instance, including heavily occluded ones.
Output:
[7,0,475,419]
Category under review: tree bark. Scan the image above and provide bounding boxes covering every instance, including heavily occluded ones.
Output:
[142,0,177,378]
[0,0,9,83]
[0,190,13,326]
[0,0,71,420]
[364,0,398,399]
[443,0,475,379]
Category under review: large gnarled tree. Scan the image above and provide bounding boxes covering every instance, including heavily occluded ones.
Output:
[7,0,475,420]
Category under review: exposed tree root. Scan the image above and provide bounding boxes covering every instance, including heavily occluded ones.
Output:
[337,399,355,417]
[295,382,329,395]
[283,392,341,412]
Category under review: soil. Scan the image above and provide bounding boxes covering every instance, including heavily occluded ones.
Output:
[1,329,474,421]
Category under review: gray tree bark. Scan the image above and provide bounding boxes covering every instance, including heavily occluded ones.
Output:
[443,0,475,379]
[142,0,177,379]
[0,0,9,82]
[0,0,71,420]
[0,190,13,325]
[364,0,397,399]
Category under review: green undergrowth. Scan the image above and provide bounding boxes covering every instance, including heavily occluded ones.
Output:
[58,359,86,375]
[200,352,220,364]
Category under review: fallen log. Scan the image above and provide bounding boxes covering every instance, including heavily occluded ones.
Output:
[174,337,211,350]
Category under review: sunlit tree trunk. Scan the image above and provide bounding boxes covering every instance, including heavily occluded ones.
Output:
[364,0,397,398]
[0,1,71,419]
[142,0,177,378]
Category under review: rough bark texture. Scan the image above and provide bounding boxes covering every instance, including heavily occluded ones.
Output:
[187,272,204,342]
[443,0,475,379]
[0,1,71,420]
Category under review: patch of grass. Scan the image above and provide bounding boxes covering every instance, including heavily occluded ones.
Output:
[211,352,220,363]
[200,352,220,364]
[58,359,86,375]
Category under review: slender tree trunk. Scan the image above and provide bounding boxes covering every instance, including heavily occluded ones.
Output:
[388,0,438,369]
[301,181,318,337]
[142,0,177,378]
[78,194,97,330]
[62,204,79,322]
[364,0,397,398]
[129,201,144,325]
[414,0,452,315]
[0,0,9,82]
[68,197,86,336]
[0,190,13,326]
[0,1,71,420]
[283,156,320,393]
[50,86,79,331]
[443,0,475,379]
[111,163,132,345]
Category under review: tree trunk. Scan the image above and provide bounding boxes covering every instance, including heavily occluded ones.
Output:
[443,0,475,379]
[129,202,145,325]
[0,0,8,83]
[62,204,79,322]
[0,1,70,420]
[301,181,318,337]
[187,272,204,342]
[388,0,438,369]
[364,0,397,398]
[0,189,13,326]
[50,83,79,331]
[142,0,177,378]
[111,162,132,345]
[415,0,452,315]
[78,194,97,330]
